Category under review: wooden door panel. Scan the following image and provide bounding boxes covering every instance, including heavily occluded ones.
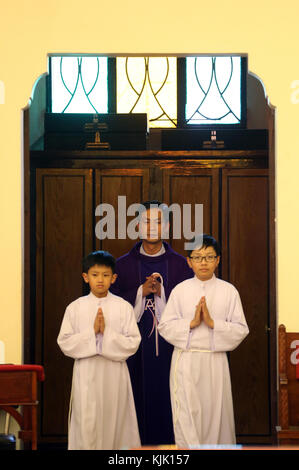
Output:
[36,169,93,441]
[95,169,150,259]
[162,169,219,257]
[222,169,270,440]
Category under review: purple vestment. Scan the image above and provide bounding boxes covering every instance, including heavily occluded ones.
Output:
[110,241,193,445]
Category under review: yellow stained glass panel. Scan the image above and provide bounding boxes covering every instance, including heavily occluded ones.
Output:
[116,57,177,128]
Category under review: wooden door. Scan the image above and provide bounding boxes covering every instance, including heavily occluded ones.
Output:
[35,168,93,444]
[222,168,271,443]
[162,168,219,257]
[95,168,150,259]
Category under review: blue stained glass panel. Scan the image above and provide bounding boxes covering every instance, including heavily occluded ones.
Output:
[51,56,108,114]
[186,56,242,125]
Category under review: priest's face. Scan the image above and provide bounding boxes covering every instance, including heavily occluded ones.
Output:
[138,208,164,243]
[82,264,117,298]
[187,245,220,281]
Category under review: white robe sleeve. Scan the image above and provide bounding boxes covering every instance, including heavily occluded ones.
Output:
[134,284,167,323]
[154,285,166,322]
[57,304,97,359]
[158,289,191,350]
[211,288,249,352]
[101,303,141,362]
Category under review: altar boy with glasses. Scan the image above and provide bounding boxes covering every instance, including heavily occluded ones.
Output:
[158,234,249,448]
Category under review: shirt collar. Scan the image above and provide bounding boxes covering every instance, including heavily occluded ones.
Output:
[140,243,166,257]
[88,290,111,303]
[193,273,217,288]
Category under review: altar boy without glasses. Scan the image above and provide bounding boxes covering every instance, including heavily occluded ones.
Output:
[57,250,141,450]
[158,235,249,448]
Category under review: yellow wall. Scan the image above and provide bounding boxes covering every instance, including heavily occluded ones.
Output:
[0,0,298,363]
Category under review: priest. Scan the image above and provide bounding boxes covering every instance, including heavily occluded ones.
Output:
[110,200,193,445]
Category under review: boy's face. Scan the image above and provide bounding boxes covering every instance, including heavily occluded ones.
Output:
[82,264,117,298]
[187,245,220,281]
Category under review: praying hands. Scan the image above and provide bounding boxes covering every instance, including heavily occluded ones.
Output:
[190,296,214,330]
[94,307,105,334]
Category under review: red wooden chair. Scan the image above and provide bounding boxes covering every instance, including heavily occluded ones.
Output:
[0,365,45,450]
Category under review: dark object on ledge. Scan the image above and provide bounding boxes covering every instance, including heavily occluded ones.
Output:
[0,434,16,450]
[44,113,148,151]
[161,129,268,150]
[84,116,110,150]
[202,130,225,149]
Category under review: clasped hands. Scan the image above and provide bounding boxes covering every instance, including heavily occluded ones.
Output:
[94,307,105,334]
[142,273,161,297]
[190,296,214,330]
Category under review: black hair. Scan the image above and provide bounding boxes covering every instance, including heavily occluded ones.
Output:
[138,200,169,221]
[186,234,221,257]
[82,250,116,274]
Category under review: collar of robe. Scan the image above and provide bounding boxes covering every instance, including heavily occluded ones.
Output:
[193,273,217,288]
[88,290,111,303]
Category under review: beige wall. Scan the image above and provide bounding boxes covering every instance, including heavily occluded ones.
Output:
[0,0,298,363]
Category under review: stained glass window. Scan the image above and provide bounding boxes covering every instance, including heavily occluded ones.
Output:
[116,57,177,128]
[50,56,108,113]
[185,56,242,125]
[49,55,246,128]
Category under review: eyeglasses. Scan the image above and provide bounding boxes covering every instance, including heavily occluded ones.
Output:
[189,255,218,263]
